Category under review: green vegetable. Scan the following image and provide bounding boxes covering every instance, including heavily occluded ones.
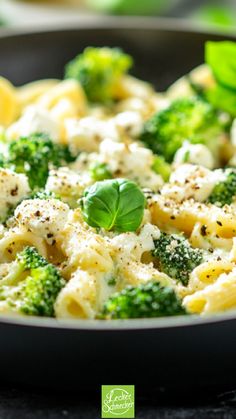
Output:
[205,41,236,91]
[198,41,236,116]
[205,84,236,117]
[208,170,236,206]
[107,277,116,286]
[87,0,165,15]
[0,133,76,190]
[99,280,187,319]
[81,178,146,232]
[0,247,65,317]
[195,6,235,29]
[153,233,204,286]
[89,162,112,181]
[28,190,60,201]
[152,155,171,181]
[17,246,48,271]
[140,97,224,162]
[0,129,7,143]
[64,47,132,103]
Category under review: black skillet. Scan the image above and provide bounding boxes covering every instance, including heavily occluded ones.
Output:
[0,18,236,392]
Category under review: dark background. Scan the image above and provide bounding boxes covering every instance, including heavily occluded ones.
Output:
[2,385,236,418]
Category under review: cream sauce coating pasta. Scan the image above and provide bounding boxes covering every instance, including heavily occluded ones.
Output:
[1,50,236,319]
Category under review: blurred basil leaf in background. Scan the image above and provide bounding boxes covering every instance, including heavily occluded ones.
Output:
[86,0,167,15]
[191,5,236,31]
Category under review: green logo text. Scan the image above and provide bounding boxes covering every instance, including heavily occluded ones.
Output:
[101,385,135,418]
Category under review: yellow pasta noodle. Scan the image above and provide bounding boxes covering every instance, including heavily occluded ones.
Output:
[150,196,236,241]
[55,269,97,319]
[2,45,236,321]
[190,222,233,251]
[37,79,87,116]
[184,268,236,314]
[58,210,114,275]
[0,77,19,126]
[117,259,173,290]
[17,79,60,110]
[187,260,234,293]
[0,229,47,263]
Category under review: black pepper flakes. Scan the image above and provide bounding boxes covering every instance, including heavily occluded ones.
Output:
[200,225,207,236]
[10,186,18,196]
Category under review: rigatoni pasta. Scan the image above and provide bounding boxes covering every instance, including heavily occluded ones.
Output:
[1,43,236,320]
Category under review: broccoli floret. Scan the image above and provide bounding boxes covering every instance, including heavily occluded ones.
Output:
[29,190,60,201]
[0,128,7,143]
[208,170,236,207]
[89,162,112,181]
[152,155,171,181]
[0,154,4,167]
[99,281,187,319]
[17,246,48,270]
[1,133,76,190]
[140,97,225,162]
[153,233,204,286]
[0,247,66,317]
[0,246,49,287]
[64,47,133,103]
[20,264,65,316]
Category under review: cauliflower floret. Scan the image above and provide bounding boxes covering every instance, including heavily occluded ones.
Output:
[118,75,154,100]
[116,95,169,120]
[7,105,60,142]
[139,223,161,251]
[64,116,119,154]
[46,167,92,208]
[111,223,160,262]
[113,111,143,137]
[14,198,70,245]
[98,138,163,190]
[0,168,30,222]
[174,141,215,169]
[116,97,150,117]
[161,164,226,202]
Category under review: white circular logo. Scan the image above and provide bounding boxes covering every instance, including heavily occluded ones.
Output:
[102,387,134,416]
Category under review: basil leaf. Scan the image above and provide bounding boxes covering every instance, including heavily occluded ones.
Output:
[81,178,146,232]
[206,41,236,90]
[205,84,236,116]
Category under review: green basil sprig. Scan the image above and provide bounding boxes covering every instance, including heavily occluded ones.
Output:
[81,178,146,232]
[204,41,236,116]
[205,83,236,116]
[206,41,236,91]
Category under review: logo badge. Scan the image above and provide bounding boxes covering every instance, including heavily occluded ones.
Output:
[101,385,135,418]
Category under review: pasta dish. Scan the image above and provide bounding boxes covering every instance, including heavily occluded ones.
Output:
[0,41,236,320]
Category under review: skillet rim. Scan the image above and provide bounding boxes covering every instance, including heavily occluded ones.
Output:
[0,20,236,331]
[1,311,236,331]
[0,15,236,38]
